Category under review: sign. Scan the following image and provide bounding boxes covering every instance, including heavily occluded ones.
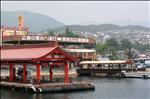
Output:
[21,35,89,43]
[22,35,48,40]
[2,30,28,36]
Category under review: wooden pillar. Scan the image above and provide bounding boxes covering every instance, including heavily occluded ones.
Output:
[9,64,13,82]
[49,64,53,82]
[64,62,69,83]
[23,64,27,83]
[36,63,40,84]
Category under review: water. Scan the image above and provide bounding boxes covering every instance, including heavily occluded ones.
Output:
[1,77,150,99]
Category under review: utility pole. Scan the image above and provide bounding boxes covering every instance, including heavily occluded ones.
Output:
[129,41,133,72]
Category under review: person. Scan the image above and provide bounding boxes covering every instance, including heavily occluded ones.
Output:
[13,68,16,80]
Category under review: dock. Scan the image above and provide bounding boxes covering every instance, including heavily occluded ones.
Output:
[0,81,95,93]
[125,71,150,79]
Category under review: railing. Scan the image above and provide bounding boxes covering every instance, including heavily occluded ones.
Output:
[1,25,29,31]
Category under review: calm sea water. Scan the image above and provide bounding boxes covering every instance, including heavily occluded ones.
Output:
[1,77,150,99]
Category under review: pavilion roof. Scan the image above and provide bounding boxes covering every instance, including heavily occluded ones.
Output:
[1,44,76,63]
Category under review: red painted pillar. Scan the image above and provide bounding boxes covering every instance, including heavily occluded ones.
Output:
[9,64,13,82]
[64,62,69,83]
[49,64,53,82]
[23,64,26,83]
[36,64,40,84]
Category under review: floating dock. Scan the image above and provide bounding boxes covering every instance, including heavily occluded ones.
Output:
[0,81,95,93]
[125,71,150,79]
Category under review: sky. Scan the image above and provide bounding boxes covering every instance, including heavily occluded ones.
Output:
[1,1,150,27]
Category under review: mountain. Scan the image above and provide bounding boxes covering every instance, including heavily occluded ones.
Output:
[1,11,65,32]
[52,24,150,33]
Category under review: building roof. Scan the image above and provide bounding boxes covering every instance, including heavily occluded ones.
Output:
[79,60,132,65]
[64,49,96,53]
[1,44,76,63]
[1,47,57,61]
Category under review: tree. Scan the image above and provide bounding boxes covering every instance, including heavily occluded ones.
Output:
[96,43,108,55]
[105,38,118,50]
[96,42,118,60]
[107,47,118,60]
[120,39,131,50]
[96,38,119,60]
[47,30,54,36]
[65,26,72,36]
[64,26,79,37]
[105,38,119,60]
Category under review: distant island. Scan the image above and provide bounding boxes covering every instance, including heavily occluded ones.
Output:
[1,11,65,32]
[52,24,150,33]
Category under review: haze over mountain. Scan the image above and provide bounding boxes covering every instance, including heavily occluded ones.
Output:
[1,11,65,32]
[1,11,149,33]
[52,24,150,33]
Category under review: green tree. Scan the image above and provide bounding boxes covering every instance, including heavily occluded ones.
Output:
[107,47,118,60]
[105,38,118,50]
[64,26,79,37]
[105,38,119,60]
[47,30,54,36]
[96,43,108,55]
[65,26,72,36]
[120,39,131,50]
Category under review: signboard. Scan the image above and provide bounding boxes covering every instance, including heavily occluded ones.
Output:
[22,35,89,43]
[2,30,28,36]
[3,30,15,36]
[16,31,28,35]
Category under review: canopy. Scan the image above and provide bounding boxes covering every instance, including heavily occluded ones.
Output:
[80,60,132,65]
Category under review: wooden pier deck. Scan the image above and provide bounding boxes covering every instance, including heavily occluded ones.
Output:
[125,71,150,79]
[76,68,150,79]
[0,81,95,93]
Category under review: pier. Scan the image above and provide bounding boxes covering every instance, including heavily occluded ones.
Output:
[0,81,94,93]
[76,60,149,78]
[124,70,150,79]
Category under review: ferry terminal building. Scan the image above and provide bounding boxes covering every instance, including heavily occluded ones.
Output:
[1,25,96,69]
[0,16,95,92]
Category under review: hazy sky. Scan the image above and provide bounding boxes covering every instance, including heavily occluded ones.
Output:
[1,1,150,27]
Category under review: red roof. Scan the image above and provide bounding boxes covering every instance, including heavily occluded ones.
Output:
[1,45,75,63]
